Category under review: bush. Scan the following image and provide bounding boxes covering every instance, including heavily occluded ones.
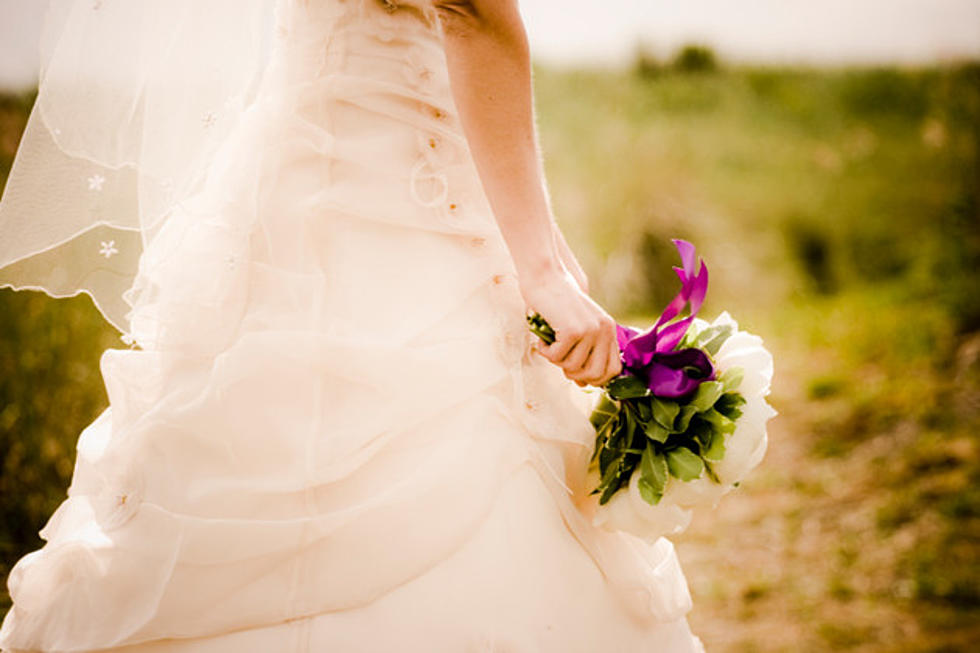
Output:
[633,45,664,80]
[672,45,719,74]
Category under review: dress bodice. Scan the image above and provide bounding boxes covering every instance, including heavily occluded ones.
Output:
[258,0,476,228]
[270,0,445,94]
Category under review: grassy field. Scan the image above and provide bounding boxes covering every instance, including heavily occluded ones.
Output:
[1,55,978,651]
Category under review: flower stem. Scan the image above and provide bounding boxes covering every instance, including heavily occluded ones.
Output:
[526,312,556,345]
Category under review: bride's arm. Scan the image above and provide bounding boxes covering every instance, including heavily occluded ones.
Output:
[436,0,618,386]
[435,0,556,278]
[553,224,589,293]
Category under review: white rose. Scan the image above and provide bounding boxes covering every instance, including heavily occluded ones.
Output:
[590,467,693,543]
[707,310,739,332]
[713,394,776,486]
[714,328,774,399]
[663,472,728,508]
[711,323,777,485]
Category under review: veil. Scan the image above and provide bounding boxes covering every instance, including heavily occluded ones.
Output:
[0,0,278,335]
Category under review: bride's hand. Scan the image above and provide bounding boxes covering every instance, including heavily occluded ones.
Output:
[519,266,622,388]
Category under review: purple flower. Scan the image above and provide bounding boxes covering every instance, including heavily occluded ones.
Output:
[616,239,714,398]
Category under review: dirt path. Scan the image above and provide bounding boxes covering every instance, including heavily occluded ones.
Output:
[672,340,941,652]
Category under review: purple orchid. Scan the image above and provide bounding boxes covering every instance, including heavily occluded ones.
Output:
[616,239,715,398]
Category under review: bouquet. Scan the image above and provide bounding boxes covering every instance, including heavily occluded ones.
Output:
[526,239,776,542]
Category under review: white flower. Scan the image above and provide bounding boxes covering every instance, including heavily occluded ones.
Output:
[99,240,118,259]
[664,473,728,508]
[589,467,693,543]
[714,329,774,399]
[87,173,105,191]
[713,393,776,486]
[710,320,775,483]
[690,310,737,338]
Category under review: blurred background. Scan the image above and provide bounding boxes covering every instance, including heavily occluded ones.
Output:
[1,1,979,651]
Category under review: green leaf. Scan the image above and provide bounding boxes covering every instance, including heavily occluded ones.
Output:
[599,482,622,505]
[590,432,603,463]
[599,454,623,485]
[701,407,736,435]
[644,421,671,443]
[666,447,704,481]
[634,397,652,423]
[714,392,746,420]
[621,409,639,446]
[690,381,724,412]
[638,444,668,505]
[589,395,619,432]
[599,437,616,471]
[598,454,629,504]
[651,398,680,430]
[693,323,735,356]
[674,404,698,433]
[597,452,625,504]
[719,366,744,393]
[607,375,649,400]
[685,325,710,348]
[678,322,701,349]
[702,429,727,463]
[605,431,620,454]
[685,414,711,440]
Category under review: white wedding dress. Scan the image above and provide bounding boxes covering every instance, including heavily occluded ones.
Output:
[0,1,704,651]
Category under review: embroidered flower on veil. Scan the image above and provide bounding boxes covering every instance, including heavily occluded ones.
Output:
[87,173,106,191]
[99,240,119,259]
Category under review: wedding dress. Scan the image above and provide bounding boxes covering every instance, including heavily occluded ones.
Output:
[0,1,704,650]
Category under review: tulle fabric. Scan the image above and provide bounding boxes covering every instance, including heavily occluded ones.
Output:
[0,1,701,651]
[0,0,278,331]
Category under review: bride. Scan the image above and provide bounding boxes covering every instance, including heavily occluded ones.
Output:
[0,0,705,650]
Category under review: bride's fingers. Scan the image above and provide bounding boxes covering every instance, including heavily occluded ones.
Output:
[560,333,594,374]
[577,333,610,386]
[539,326,589,368]
[599,336,623,386]
[538,328,577,363]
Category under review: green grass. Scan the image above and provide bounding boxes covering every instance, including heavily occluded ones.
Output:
[1,59,978,648]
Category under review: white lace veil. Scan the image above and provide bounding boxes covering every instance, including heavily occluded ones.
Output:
[0,0,278,334]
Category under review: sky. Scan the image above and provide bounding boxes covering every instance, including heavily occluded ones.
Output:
[518,0,980,68]
[1,0,979,90]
